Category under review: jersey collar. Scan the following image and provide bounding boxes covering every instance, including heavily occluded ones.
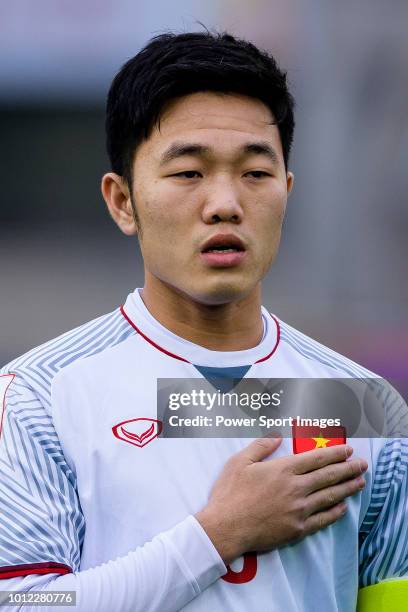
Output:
[120,288,280,368]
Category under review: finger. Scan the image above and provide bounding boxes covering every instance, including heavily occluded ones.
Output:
[239,436,282,464]
[303,458,368,494]
[304,502,348,536]
[306,475,366,514]
[292,444,353,475]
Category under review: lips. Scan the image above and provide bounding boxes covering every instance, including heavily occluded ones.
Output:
[201,233,245,254]
[200,233,247,268]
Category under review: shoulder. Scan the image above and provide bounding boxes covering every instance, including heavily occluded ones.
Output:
[276,316,377,378]
[0,306,136,411]
[275,316,406,435]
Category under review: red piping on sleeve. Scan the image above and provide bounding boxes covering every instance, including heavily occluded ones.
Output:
[0,562,72,579]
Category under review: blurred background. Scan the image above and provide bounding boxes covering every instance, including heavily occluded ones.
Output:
[0,0,406,397]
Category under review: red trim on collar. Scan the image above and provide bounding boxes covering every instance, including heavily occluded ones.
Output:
[255,313,281,363]
[120,305,189,362]
[120,306,280,365]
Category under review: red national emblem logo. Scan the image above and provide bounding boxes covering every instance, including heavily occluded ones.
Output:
[292,423,347,454]
[112,418,162,448]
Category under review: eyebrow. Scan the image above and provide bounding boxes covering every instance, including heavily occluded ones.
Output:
[160,143,210,165]
[159,140,280,166]
[243,142,280,165]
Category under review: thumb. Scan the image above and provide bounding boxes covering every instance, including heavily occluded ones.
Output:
[241,436,282,464]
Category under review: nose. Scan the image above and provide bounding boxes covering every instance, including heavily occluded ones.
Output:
[201,177,243,224]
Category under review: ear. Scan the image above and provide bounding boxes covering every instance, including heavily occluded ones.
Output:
[101,173,138,236]
[286,171,294,195]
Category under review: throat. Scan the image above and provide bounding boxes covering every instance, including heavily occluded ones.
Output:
[139,281,264,352]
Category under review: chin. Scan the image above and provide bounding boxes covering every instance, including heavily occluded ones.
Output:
[191,280,253,306]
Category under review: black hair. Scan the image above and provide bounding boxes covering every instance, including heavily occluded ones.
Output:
[106,31,295,187]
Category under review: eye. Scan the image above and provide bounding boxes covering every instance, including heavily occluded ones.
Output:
[244,170,271,179]
[172,170,202,179]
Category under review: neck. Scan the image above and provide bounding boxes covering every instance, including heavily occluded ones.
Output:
[141,276,264,352]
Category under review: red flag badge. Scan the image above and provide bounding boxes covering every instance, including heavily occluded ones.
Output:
[292,423,346,454]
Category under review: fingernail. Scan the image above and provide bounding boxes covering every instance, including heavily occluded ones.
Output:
[346,445,353,457]
[359,460,368,473]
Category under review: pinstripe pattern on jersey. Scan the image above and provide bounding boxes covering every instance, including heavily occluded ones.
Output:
[359,439,408,586]
[0,308,135,575]
[278,319,375,378]
[4,310,133,411]
[279,319,408,434]
[278,319,408,584]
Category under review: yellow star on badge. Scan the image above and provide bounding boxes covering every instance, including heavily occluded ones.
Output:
[312,433,331,448]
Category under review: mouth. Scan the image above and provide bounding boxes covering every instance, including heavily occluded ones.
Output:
[200,234,247,268]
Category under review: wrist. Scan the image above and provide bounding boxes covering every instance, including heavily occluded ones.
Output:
[195,506,244,565]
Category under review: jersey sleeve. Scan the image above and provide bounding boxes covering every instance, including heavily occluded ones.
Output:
[0,373,226,611]
[0,373,84,577]
[359,437,408,586]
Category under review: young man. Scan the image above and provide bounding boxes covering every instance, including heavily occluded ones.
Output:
[0,32,407,611]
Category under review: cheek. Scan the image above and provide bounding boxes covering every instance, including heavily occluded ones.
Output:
[135,185,175,236]
[251,198,286,269]
[135,191,189,267]
[254,197,286,239]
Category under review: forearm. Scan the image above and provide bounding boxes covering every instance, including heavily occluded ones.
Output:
[1,516,226,612]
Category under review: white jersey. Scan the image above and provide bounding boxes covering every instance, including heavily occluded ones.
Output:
[1,288,407,611]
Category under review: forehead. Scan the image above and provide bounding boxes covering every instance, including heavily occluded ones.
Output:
[136,92,283,160]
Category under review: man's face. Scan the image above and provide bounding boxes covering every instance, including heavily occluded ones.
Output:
[130,91,293,305]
